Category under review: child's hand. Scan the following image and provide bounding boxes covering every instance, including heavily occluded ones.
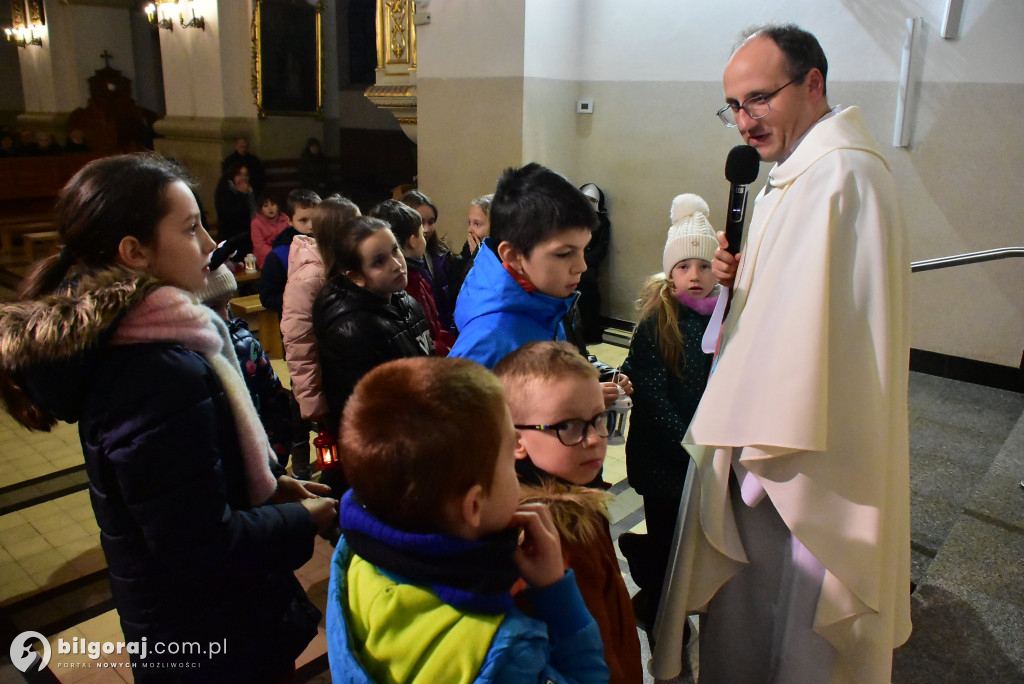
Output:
[600,373,633,407]
[467,231,482,255]
[600,382,621,408]
[713,231,741,289]
[510,502,564,588]
[301,496,340,534]
[271,474,330,503]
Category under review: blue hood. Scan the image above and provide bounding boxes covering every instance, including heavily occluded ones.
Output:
[449,239,577,369]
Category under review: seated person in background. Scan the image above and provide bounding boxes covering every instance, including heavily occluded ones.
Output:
[35,132,62,155]
[198,265,294,465]
[222,137,266,195]
[64,129,90,152]
[326,356,610,684]
[298,137,330,197]
[251,191,289,269]
[260,189,321,316]
[15,128,38,155]
[0,131,15,157]
[368,199,455,355]
[214,162,256,257]
[449,162,632,408]
[495,341,643,684]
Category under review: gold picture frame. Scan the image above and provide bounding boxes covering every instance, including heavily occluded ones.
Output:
[9,0,26,30]
[251,0,324,118]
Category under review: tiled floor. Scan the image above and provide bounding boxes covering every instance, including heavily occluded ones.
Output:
[5,329,1021,682]
[0,343,678,684]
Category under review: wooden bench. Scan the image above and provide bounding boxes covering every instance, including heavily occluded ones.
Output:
[0,219,57,258]
[23,230,61,262]
[228,294,283,359]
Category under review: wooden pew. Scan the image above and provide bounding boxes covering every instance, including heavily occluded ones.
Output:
[228,294,283,359]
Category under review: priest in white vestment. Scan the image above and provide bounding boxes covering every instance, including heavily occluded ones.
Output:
[650,24,912,684]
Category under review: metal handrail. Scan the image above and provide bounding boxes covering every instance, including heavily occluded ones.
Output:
[911,247,1024,273]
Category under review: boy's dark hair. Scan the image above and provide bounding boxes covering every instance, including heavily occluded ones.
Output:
[738,23,828,96]
[489,163,598,257]
[368,199,422,248]
[493,341,598,419]
[310,195,361,277]
[341,357,508,533]
[287,188,322,217]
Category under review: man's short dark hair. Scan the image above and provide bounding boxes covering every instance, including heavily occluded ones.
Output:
[738,23,828,96]
[489,163,598,257]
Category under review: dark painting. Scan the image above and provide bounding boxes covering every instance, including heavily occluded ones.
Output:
[257,0,321,116]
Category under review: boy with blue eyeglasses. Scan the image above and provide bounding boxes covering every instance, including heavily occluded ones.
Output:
[495,341,643,684]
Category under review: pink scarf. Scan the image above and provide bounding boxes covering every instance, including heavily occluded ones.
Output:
[111,287,278,505]
[676,286,720,316]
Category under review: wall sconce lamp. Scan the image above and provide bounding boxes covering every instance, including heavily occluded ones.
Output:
[4,24,42,47]
[146,1,205,32]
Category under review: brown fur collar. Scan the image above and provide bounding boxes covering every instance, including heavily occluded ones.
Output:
[0,267,163,370]
[519,480,611,545]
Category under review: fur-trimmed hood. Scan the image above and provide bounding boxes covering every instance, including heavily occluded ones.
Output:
[519,479,610,546]
[0,267,164,425]
[0,267,162,370]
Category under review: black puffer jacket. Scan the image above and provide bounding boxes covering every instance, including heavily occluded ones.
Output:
[313,276,432,433]
[0,269,319,682]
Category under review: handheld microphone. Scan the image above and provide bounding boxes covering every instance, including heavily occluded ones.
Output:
[723,145,761,255]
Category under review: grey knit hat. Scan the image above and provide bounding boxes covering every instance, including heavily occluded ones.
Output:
[197,264,238,304]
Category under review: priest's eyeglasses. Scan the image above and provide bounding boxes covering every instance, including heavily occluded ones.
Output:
[515,410,614,447]
[716,72,807,127]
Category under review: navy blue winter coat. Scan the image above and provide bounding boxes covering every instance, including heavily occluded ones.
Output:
[0,271,320,682]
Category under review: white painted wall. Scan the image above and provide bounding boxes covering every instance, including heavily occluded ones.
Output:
[524,0,582,80]
[160,0,255,119]
[541,0,1024,85]
[418,0,1024,367]
[417,0,526,78]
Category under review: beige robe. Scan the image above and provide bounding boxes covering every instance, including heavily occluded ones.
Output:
[650,107,912,684]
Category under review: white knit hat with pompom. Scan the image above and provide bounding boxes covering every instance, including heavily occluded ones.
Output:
[662,193,717,275]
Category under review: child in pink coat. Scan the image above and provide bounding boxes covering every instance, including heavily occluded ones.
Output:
[250,193,289,269]
[281,195,361,424]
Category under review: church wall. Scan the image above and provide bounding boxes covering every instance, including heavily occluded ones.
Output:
[417,75,525,247]
[418,0,1024,368]
[569,0,1024,368]
[417,0,526,246]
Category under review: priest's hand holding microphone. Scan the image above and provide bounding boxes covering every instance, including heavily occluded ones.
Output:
[714,145,760,289]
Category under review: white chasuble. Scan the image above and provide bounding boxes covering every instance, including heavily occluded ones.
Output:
[651,107,912,684]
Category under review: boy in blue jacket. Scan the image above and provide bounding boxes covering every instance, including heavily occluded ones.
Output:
[449,163,597,369]
[449,163,632,410]
[326,356,609,684]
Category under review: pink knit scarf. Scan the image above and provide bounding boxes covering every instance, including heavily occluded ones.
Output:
[676,287,719,315]
[110,286,278,505]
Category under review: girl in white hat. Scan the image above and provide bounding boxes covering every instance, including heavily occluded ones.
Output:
[618,193,721,633]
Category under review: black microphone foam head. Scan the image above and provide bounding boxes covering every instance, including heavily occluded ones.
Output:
[725,144,761,184]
